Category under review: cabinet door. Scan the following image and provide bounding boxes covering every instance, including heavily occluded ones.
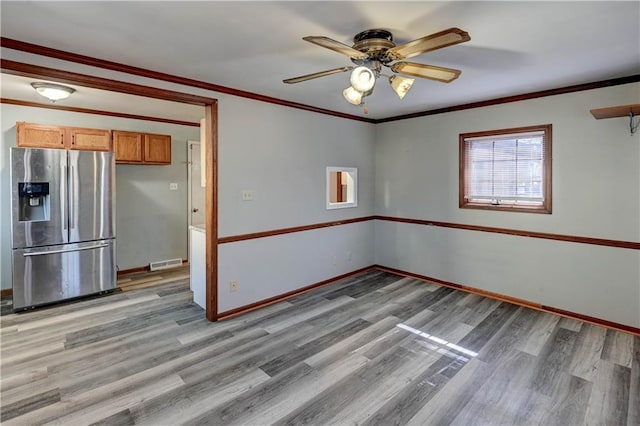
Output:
[144,133,172,164]
[113,131,143,163]
[16,122,66,149]
[69,127,112,151]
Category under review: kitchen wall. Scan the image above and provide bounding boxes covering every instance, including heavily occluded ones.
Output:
[374,83,640,328]
[0,104,199,289]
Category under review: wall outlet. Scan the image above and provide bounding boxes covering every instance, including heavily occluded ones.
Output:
[332,256,337,266]
[230,281,238,292]
[169,183,178,190]
[242,190,253,201]
[347,250,352,261]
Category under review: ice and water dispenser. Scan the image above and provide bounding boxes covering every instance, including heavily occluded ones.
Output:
[18,182,50,222]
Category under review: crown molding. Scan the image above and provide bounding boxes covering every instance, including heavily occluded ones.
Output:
[0,98,200,127]
[2,37,638,123]
[0,37,374,123]
[374,74,640,123]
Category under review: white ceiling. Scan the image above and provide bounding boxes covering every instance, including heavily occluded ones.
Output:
[1,1,639,121]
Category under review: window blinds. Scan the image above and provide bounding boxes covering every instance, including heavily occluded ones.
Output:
[463,130,545,205]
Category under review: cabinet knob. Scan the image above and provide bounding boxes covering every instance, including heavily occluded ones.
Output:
[192,208,199,213]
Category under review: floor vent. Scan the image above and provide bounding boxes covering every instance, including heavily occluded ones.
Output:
[149,258,183,271]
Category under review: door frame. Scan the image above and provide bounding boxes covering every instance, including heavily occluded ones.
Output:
[187,140,201,228]
[1,59,219,321]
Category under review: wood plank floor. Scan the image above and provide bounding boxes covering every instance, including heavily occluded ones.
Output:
[1,269,638,425]
[117,265,190,292]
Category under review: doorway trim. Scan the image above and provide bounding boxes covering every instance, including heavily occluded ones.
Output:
[187,140,202,228]
[1,59,219,321]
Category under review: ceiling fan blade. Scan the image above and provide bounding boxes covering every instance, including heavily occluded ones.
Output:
[384,28,470,61]
[283,66,353,84]
[390,62,462,83]
[303,36,369,60]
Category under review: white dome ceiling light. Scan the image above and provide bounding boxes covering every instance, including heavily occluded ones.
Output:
[31,82,76,102]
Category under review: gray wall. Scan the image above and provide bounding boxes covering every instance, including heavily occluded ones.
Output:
[216,93,376,312]
[0,104,200,288]
[374,83,640,327]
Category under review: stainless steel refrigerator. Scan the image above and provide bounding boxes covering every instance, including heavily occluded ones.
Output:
[10,147,116,311]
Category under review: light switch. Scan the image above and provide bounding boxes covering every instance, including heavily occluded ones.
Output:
[242,190,253,201]
[170,183,178,190]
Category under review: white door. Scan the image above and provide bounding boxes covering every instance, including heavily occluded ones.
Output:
[188,141,205,227]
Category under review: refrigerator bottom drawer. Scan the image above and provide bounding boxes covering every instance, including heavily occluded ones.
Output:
[12,240,116,311]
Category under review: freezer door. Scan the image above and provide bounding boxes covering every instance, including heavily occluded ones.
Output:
[12,240,116,310]
[68,150,115,243]
[10,147,68,248]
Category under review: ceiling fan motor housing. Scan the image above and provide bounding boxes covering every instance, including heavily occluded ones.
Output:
[351,29,396,65]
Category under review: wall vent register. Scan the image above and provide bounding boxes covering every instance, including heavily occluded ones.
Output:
[149,258,183,271]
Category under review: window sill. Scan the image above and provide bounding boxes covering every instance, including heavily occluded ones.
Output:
[460,202,551,214]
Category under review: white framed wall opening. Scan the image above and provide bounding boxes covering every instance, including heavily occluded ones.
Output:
[326,166,358,209]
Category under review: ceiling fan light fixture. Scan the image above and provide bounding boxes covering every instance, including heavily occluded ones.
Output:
[285,27,470,112]
[31,82,75,102]
[389,75,415,99]
[343,86,363,105]
[350,66,376,92]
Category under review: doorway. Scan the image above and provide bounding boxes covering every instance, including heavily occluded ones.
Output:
[2,61,218,321]
[187,140,205,227]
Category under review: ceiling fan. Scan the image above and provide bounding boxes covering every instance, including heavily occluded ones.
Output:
[283,27,471,108]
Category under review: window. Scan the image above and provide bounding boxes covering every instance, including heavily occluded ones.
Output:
[326,167,357,209]
[459,124,552,213]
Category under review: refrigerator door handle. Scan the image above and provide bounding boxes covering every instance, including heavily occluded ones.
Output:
[69,163,74,230]
[62,161,68,231]
[23,243,110,257]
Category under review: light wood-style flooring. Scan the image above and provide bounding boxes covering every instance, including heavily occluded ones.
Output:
[1,269,638,425]
[117,265,190,292]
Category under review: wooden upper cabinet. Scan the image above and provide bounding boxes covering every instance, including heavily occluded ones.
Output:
[143,133,172,164]
[68,127,111,151]
[17,122,171,165]
[113,131,143,163]
[16,122,65,149]
[113,131,171,165]
[16,122,110,151]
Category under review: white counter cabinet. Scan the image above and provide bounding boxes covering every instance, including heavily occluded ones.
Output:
[189,224,206,309]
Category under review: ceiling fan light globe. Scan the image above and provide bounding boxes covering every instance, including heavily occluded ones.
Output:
[343,86,363,105]
[390,75,415,99]
[350,66,375,92]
